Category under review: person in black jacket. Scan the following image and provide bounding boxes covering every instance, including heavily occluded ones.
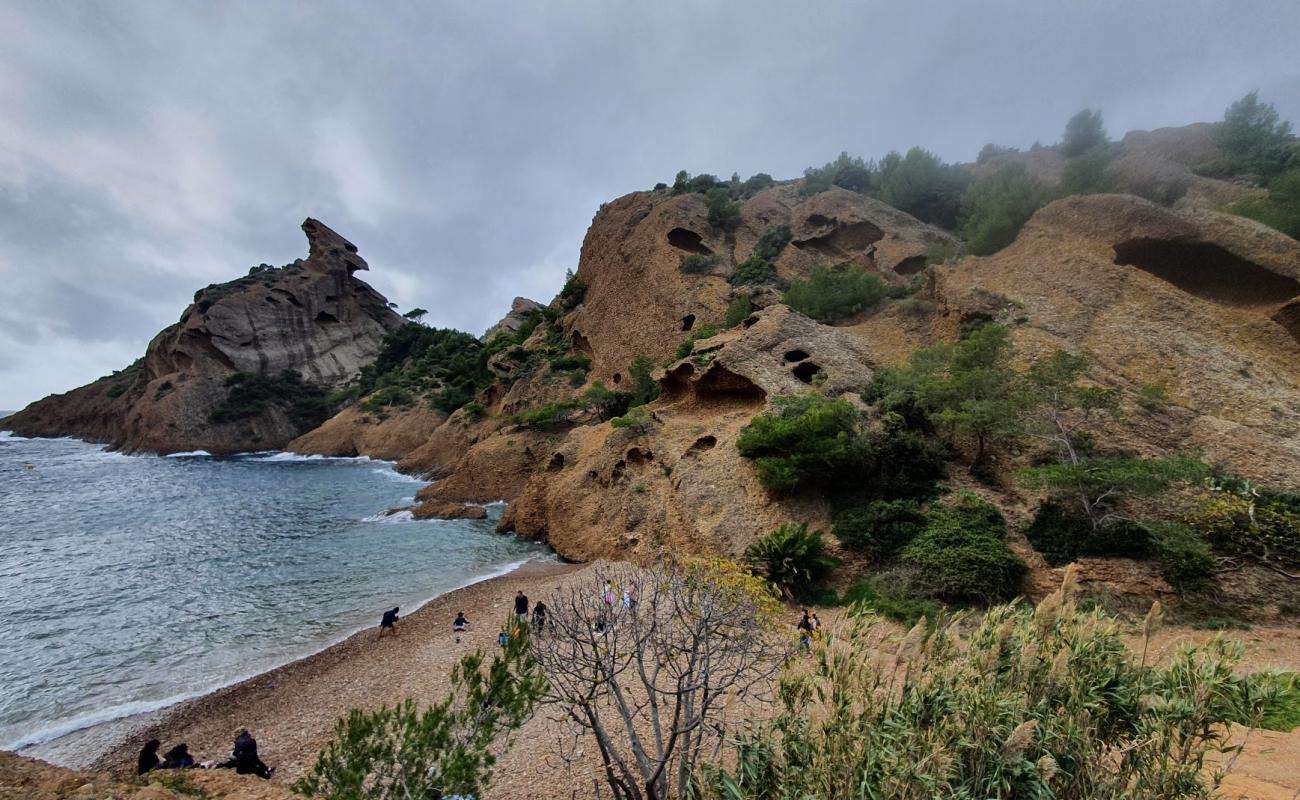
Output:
[217,729,273,779]
[160,743,195,769]
[379,606,399,638]
[514,591,529,621]
[137,739,162,775]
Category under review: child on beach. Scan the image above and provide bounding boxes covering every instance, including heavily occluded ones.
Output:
[453,612,468,642]
[379,607,399,637]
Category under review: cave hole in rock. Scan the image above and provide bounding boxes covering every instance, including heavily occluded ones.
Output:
[667,227,713,255]
[695,364,768,404]
[681,314,696,331]
[792,218,884,257]
[626,447,653,464]
[783,349,810,363]
[547,453,565,472]
[612,373,622,385]
[659,363,695,401]
[1112,239,1300,308]
[587,469,599,481]
[611,460,627,483]
[792,361,823,384]
[571,330,594,356]
[894,255,928,275]
[272,288,303,307]
[742,314,761,328]
[685,435,717,457]
[315,311,340,323]
[264,296,280,305]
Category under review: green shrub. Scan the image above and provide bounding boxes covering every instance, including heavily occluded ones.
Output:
[670,170,724,195]
[924,242,958,265]
[1061,147,1115,195]
[832,498,926,557]
[842,575,941,626]
[460,401,485,423]
[1060,108,1109,157]
[549,353,591,373]
[1024,500,1154,566]
[728,256,779,287]
[1230,168,1300,239]
[697,591,1276,799]
[856,416,947,501]
[876,147,969,229]
[360,384,416,412]
[1240,672,1300,732]
[744,523,839,597]
[752,225,793,261]
[1150,521,1216,593]
[679,253,722,274]
[674,323,720,360]
[626,355,660,407]
[610,405,656,436]
[582,381,632,421]
[355,324,490,413]
[1216,91,1296,179]
[959,163,1054,255]
[1136,382,1170,411]
[295,629,543,800]
[210,370,332,430]
[559,270,587,310]
[508,399,581,429]
[802,152,873,196]
[736,394,864,493]
[723,296,754,328]
[899,492,1025,603]
[1183,487,1300,568]
[976,143,1018,163]
[739,172,776,196]
[705,187,742,231]
[783,264,895,323]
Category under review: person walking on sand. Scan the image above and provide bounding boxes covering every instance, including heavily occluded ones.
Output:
[452,611,469,642]
[810,612,823,641]
[622,582,638,613]
[379,606,399,637]
[531,601,548,633]
[137,739,162,775]
[797,609,813,655]
[217,729,273,779]
[514,591,529,622]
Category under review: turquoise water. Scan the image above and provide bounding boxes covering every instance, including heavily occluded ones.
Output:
[0,432,548,751]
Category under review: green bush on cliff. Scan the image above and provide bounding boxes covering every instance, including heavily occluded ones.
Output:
[706,187,742,231]
[559,269,587,310]
[210,370,332,430]
[1061,147,1115,196]
[802,152,874,196]
[356,324,491,413]
[898,492,1025,603]
[783,264,897,323]
[295,627,544,800]
[959,163,1054,255]
[626,356,660,408]
[1024,499,1154,566]
[729,256,780,287]
[1215,91,1296,180]
[736,394,864,492]
[679,253,721,274]
[833,498,927,558]
[876,147,970,229]
[723,296,753,328]
[753,224,793,261]
[1060,108,1109,156]
[1231,169,1300,239]
[674,323,720,360]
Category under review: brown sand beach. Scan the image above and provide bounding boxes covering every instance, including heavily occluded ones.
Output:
[8,558,1300,800]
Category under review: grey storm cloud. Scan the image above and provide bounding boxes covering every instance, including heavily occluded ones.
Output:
[2,0,1298,409]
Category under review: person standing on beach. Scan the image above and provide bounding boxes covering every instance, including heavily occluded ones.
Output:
[453,612,469,643]
[379,606,399,637]
[514,591,529,621]
[531,600,548,633]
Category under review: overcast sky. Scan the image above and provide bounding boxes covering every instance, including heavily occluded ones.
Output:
[2,1,1298,410]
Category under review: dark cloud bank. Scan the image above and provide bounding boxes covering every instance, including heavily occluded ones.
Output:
[2,0,1297,409]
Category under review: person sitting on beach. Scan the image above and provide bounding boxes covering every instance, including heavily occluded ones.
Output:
[531,601,548,633]
[217,728,273,779]
[497,628,510,647]
[379,606,399,637]
[137,739,162,775]
[514,591,529,621]
[161,743,196,769]
[453,612,469,632]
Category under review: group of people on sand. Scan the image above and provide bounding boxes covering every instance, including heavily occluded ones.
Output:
[138,728,273,780]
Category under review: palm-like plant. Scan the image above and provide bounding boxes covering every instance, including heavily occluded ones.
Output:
[744,523,839,598]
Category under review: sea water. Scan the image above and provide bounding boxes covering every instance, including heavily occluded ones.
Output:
[0,431,548,752]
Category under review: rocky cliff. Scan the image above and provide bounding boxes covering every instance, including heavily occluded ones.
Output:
[2,219,406,454]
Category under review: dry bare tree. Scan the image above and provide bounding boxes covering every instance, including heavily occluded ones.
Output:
[530,556,787,800]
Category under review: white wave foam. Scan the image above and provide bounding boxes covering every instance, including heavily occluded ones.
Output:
[0,430,32,441]
[361,509,415,523]
[252,451,392,465]
[165,450,211,458]
[3,691,199,752]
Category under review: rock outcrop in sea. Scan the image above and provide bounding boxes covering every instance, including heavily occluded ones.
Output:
[2,219,406,454]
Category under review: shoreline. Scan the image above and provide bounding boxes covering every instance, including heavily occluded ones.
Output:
[22,557,588,779]
[19,556,577,772]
